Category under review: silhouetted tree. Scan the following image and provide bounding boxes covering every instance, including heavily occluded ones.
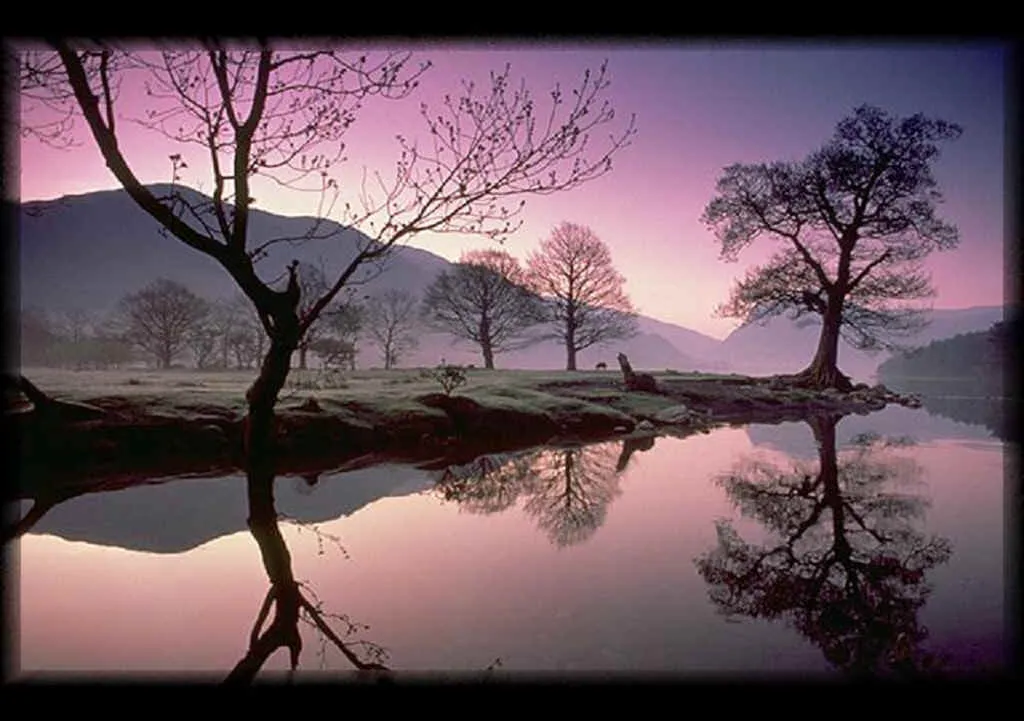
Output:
[116,278,210,368]
[702,105,961,390]
[695,413,952,677]
[527,222,638,370]
[422,249,545,369]
[365,290,419,369]
[320,294,365,369]
[309,337,355,370]
[18,42,634,477]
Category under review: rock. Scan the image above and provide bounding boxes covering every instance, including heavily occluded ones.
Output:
[653,405,695,425]
[614,425,629,433]
[297,397,323,413]
[636,419,655,431]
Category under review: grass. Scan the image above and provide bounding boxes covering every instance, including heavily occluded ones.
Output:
[18,364,900,432]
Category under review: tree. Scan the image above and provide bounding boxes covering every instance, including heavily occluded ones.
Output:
[422,249,545,369]
[308,337,355,370]
[323,297,365,368]
[292,262,332,371]
[19,42,634,676]
[695,413,952,676]
[527,222,638,370]
[365,289,419,369]
[186,320,219,369]
[702,105,962,390]
[116,278,210,368]
[203,296,250,369]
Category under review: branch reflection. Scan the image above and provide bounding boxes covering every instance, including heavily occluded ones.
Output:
[225,460,389,683]
[434,435,654,547]
[695,412,952,677]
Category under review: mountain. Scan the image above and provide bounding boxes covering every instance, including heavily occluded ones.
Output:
[18,185,451,314]
[17,187,1002,375]
[711,307,1004,383]
[17,186,724,371]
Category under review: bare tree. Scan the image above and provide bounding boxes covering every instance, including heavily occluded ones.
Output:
[422,249,545,369]
[293,262,331,371]
[365,289,419,369]
[19,42,634,676]
[527,222,638,370]
[116,278,210,368]
[702,105,961,390]
[318,296,365,369]
[186,320,219,369]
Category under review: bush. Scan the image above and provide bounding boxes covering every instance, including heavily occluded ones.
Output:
[428,363,467,396]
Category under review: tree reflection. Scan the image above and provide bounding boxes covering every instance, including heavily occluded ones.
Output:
[695,413,952,677]
[225,460,388,683]
[435,436,653,547]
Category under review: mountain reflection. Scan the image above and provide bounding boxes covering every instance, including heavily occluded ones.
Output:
[434,436,654,547]
[881,378,1008,440]
[695,412,953,677]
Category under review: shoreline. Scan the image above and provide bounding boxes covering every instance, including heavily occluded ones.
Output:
[8,368,922,501]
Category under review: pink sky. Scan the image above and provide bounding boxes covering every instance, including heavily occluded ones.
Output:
[17,43,1008,339]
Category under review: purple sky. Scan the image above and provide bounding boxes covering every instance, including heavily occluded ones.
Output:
[18,42,1008,339]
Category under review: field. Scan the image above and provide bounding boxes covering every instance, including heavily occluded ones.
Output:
[19,366,735,421]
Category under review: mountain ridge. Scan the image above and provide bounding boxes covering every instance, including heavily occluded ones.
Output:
[17,186,1003,376]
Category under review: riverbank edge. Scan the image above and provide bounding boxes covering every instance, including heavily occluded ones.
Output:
[9,374,921,498]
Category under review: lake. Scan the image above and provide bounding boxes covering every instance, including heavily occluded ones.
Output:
[10,398,1011,681]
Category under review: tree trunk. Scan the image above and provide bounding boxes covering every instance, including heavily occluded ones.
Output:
[226,313,306,683]
[244,330,298,463]
[481,340,495,370]
[298,345,308,370]
[797,304,852,390]
[565,314,578,371]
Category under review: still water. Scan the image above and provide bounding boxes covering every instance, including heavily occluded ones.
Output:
[11,402,1011,679]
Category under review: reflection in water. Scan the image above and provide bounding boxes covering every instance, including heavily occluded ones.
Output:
[695,413,953,677]
[881,379,1008,440]
[434,436,654,547]
[225,463,388,683]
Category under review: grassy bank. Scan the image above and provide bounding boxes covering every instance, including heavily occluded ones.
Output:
[10,366,920,498]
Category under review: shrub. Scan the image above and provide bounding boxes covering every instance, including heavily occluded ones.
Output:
[429,363,467,396]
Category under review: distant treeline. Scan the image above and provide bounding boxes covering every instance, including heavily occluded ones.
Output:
[877,319,1015,396]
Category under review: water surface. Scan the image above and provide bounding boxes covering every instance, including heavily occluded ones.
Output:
[12,401,1010,679]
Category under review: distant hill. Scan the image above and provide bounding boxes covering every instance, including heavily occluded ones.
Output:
[17,186,723,372]
[711,307,1005,383]
[876,324,1005,385]
[17,187,1003,376]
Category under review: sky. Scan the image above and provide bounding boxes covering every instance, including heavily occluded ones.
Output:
[16,41,1009,339]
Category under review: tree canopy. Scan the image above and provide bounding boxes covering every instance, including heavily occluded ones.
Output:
[702,105,962,389]
[422,249,545,369]
[527,222,638,371]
